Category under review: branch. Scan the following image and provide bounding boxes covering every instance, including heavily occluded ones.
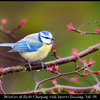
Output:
[13,82,100,94]
[0,28,18,42]
[73,29,100,35]
[0,18,27,42]
[0,21,100,94]
[34,67,85,90]
[67,23,100,35]
[0,42,100,76]
[0,53,25,62]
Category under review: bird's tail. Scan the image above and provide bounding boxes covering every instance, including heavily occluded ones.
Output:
[0,43,15,48]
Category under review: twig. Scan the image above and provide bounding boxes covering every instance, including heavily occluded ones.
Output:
[0,28,18,41]
[73,29,100,35]
[13,82,100,94]
[86,69,100,84]
[34,67,87,90]
[10,26,20,34]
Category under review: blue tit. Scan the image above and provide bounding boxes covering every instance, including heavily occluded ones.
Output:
[0,30,54,70]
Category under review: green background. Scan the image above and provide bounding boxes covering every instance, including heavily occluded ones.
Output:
[0,1,100,93]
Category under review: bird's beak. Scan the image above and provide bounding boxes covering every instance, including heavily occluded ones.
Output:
[51,38,54,44]
[52,38,55,41]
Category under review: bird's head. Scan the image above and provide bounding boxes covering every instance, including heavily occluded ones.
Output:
[38,30,54,45]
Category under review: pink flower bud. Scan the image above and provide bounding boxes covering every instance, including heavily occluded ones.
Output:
[68,90,75,94]
[54,65,59,71]
[1,18,7,27]
[94,71,100,75]
[0,67,3,72]
[88,58,95,66]
[52,79,57,86]
[82,60,87,67]
[52,43,56,53]
[81,73,88,77]
[72,48,79,58]
[18,18,27,28]
[96,28,100,33]
[70,77,78,83]
[47,66,53,72]
[67,23,76,31]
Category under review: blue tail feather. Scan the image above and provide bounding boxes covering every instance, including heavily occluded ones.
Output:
[0,43,15,48]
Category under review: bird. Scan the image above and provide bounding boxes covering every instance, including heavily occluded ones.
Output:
[0,30,54,70]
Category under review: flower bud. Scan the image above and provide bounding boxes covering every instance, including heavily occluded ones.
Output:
[18,18,27,28]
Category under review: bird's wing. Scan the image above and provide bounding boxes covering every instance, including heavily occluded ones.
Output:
[9,40,43,52]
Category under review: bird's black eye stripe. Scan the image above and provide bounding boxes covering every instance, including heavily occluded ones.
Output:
[41,36,54,41]
[45,37,50,39]
[41,36,50,39]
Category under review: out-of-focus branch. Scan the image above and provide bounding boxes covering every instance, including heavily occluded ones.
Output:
[0,18,27,63]
[0,28,18,42]
[0,53,25,62]
[0,18,27,42]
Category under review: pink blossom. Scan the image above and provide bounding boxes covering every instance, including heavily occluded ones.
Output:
[70,77,78,83]
[67,23,76,31]
[1,18,7,27]
[81,73,88,77]
[47,66,53,72]
[18,18,27,28]
[96,28,100,33]
[54,65,59,71]
[52,43,56,53]
[52,79,58,86]
[88,58,95,66]
[94,71,100,75]
[68,90,75,94]
[0,67,3,72]
[72,48,79,58]
[82,60,87,67]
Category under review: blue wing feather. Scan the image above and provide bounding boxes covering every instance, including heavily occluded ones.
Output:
[9,41,42,52]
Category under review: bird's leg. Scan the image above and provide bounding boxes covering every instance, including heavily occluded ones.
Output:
[39,60,45,69]
[28,61,32,71]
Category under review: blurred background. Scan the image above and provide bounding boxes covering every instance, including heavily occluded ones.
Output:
[0,1,100,93]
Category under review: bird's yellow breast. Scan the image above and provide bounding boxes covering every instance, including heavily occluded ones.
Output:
[19,44,52,61]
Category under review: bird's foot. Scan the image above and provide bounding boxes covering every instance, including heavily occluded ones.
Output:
[38,61,45,69]
[28,61,33,71]
[28,61,45,71]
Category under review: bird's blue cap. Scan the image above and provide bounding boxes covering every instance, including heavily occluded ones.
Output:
[41,30,50,36]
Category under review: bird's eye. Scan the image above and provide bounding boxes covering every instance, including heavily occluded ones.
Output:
[45,37,50,39]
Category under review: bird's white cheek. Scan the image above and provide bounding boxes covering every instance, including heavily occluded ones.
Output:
[41,38,51,44]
